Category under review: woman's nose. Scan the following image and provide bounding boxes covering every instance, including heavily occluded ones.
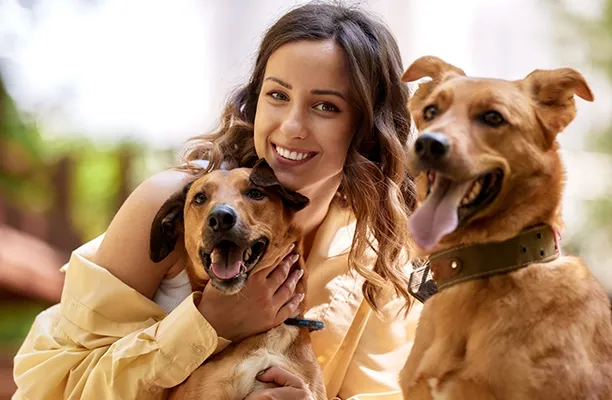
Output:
[280,106,308,139]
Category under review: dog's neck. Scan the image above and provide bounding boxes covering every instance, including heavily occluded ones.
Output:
[409,224,561,302]
[423,224,561,292]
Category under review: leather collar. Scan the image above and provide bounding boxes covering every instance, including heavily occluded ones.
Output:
[409,224,560,301]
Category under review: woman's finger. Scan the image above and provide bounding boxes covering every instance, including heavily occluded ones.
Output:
[267,253,299,292]
[256,366,307,389]
[251,243,296,282]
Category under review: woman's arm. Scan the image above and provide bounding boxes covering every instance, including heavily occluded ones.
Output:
[13,293,222,399]
[94,168,194,298]
[13,166,305,399]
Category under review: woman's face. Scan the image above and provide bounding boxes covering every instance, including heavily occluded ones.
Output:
[254,39,358,196]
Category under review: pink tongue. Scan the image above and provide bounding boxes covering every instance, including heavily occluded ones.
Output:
[409,177,472,250]
[210,247,244,280]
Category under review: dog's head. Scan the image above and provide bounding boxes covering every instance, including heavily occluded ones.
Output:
[401,56,593,252]
[149,159,309,294]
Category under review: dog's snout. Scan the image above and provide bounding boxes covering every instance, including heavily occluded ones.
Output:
[208,204,237,232]
[415,132,450,162]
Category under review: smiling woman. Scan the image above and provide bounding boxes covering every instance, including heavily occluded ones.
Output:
[12,3,422,400]
[254,40,356,199]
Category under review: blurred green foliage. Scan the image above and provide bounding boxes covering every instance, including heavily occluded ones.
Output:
[547,0,612,252]
[0,76,47,210]
[0,73,176,346]
[0,303,47,350]
[1,75,177,241]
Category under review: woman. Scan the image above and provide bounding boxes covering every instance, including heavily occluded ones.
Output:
[13,3,422,399]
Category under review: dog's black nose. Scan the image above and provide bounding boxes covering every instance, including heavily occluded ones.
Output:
[414,133,450,162]
[208,204,237,232]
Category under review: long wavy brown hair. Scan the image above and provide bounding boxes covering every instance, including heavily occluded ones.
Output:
[182,2,417,311]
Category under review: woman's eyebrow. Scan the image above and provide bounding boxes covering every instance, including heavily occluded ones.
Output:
[264,76,291,89]
[264,76,347,101]
[311,89,346,101]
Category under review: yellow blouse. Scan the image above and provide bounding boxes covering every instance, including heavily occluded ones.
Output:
[12,202,422,399]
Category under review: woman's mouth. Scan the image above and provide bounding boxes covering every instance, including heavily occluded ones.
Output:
[273,144,317,164]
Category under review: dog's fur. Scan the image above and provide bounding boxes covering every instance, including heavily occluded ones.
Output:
[399,56,612,399]
[149,160,325,400]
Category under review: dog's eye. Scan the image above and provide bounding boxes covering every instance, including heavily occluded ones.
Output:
[480,110,506,127]
[193,193,207,205]
[246,189,266,200]
[423,105,438,122]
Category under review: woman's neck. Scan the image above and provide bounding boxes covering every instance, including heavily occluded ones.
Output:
[293,174,342,259]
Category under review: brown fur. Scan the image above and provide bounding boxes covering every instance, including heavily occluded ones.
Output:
[150,161,325,400]
[399,56,612,399]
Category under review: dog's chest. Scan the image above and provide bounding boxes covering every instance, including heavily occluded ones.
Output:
[232,325,300,396]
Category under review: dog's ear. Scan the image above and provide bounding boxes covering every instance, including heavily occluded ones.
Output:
[249,159,310,212]
[401,56,466,83]
[522,68,594,146]
[149,182,192,263]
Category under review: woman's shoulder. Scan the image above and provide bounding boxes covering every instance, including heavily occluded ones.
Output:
[92,161,207,298]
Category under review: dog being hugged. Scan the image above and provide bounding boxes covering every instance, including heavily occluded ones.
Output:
[149,159,326,400]
[398,56,612,400]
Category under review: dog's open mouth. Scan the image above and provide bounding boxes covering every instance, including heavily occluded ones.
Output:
[410,169,504,250]
[426,169,503,215]
[200,238,268,281]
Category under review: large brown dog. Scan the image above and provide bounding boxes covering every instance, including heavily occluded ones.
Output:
[149,159,325,400]
[399,56,612,399]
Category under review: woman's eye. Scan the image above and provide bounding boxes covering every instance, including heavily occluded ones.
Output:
[314,102,339,113]
[268,91,289,101]
[194,193,207,205]
[245,189,266,200]
[423,104,438,121]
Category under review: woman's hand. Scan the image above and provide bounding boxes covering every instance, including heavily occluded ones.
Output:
[197,244,304,342]
[245,367,313,400]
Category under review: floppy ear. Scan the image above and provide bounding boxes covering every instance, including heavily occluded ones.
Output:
[401,56,466,83]
[249,159,310,212]
[149,182,192,263]
[522,67,594,146]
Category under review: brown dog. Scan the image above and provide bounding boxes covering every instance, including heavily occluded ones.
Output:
[399,56,612,399]
[149,159,326,400]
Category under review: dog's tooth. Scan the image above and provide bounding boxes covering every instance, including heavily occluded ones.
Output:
[461,180,481,206]
[471,182,481,197]
[243,248,252,261]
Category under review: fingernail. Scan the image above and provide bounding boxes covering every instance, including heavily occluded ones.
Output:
[297,293,305,303]
[256,367,271,377]
[291,269,303,285]
[291,254,300,263]
[289,243,296,251]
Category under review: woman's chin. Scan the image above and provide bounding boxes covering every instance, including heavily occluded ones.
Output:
[272,171,305,193]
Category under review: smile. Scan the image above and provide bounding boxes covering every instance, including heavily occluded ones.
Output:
[273,144,316,162]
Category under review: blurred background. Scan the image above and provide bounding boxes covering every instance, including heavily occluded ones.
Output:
[1,0,611,396]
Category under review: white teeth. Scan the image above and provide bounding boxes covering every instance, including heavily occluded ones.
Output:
[276,146,310,161]
[461,180,482,205]
[243,248,252,262]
